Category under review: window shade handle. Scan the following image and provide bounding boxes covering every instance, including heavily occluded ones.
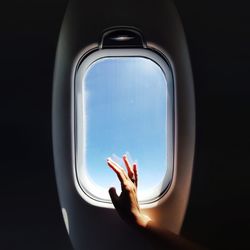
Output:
[100,27,146,48]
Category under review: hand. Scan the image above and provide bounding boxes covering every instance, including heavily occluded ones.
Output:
[107,155,151,229]
[107,155,204,249]
[107,155,202,250]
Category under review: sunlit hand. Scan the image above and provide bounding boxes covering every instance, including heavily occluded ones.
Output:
[107,155,204,249]
[107,155,151,229]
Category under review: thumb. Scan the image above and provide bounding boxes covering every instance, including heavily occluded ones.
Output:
[109,187,119,207]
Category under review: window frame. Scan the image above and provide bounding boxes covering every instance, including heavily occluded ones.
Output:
[74,47,175,207]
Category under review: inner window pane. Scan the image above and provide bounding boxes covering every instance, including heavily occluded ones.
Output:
[82,56,168,202]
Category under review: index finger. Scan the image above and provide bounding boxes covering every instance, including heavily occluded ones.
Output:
[107,158,128,185]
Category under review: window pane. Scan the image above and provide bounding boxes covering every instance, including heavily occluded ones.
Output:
[78,55,172,203]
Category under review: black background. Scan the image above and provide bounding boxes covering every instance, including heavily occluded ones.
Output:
[0,0,250,249]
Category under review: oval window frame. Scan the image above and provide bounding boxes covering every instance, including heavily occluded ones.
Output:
[74,47,175,207]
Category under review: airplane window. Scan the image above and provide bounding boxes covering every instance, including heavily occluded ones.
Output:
[75,49,174,205]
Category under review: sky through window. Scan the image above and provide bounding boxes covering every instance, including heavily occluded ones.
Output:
[82,57,169,199]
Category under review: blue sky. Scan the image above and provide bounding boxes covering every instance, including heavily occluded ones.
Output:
[83,57,168,195]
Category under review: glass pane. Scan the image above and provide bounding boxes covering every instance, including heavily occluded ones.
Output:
[82,56,169,202]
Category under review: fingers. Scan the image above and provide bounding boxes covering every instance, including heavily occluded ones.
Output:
[133,163,138,187]
[107,158,128,185]
[107,155,138,188]
[123,155,134,179]
[109,187,119,208]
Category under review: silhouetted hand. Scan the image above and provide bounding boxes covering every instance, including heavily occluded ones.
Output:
[107,155,205,249]
[107,155,151,228]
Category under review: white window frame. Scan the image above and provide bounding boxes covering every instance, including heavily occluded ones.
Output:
[74,48,175,208]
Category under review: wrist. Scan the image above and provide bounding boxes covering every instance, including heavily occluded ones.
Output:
[135,213,152,229]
